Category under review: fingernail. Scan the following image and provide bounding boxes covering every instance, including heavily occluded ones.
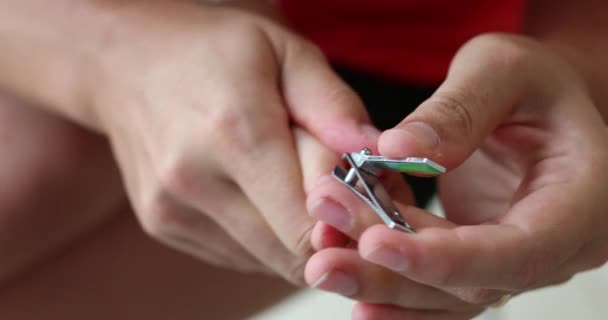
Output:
[363,246,409,272]
[311,271,358,296]
[399,122,440,152]
[310,198,353,233]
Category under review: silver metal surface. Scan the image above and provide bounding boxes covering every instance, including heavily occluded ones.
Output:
[332,152,415,233]
[350,153,446,174]
[332,148,446,233]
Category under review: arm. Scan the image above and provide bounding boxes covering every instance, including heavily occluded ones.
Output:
[0,0,280,130]
[0,0,376,286]
[0,0,128,130]
[525,0,608,121]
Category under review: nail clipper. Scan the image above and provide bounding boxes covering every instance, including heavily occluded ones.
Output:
[332,148,445,233]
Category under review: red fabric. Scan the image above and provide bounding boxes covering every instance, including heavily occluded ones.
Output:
[280,0,524,86]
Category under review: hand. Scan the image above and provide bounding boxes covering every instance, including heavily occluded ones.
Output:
[89,2,377,283]
[305,33,608,319]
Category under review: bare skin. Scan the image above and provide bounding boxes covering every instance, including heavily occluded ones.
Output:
[2,1,608,320]
[305,2,608,319]
[0,94,298,319]
[0,1,317,317]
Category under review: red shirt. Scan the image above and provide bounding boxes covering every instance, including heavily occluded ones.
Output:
[280,0,524,86]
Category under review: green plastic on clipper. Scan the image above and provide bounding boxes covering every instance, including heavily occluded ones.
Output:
[376,160,445,175]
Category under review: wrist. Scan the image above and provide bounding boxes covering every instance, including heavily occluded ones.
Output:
[0,1,143,131]
[88,2,277,135]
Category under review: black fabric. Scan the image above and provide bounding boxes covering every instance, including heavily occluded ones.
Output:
[334,66,438,207]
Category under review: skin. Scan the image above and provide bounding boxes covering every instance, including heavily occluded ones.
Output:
[0,0,378,283]
[2,0,608,319]
[0,92,335,319]
[306,25,608,320]
[306,4,608,319]
[0,0,373,318]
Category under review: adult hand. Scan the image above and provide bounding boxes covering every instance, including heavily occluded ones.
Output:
[90,2,377,284]
[305,33,608,319]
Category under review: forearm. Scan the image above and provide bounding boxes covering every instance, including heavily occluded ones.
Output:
[525,0,608,122]
[0,1,129,129]
[0,0,280,132]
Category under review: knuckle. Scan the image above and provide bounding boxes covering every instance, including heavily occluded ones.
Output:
[512,256,551,290]
[157,158,197,198]
[283,259,308,286]
[290,224,315,257]
[432,261,460,287]
[235,264,269,275]
[546,274,574,288]
[138,191,184,238]
[466,33,517,51]
[463,33,534,72]
[251,264,277,276]
[286,34,326,62]
[214,18,267,50]
[322,85,365,118]
[394,279,429,307]
[414,231,463,287]
[297,38,326,60]
[425,92,475,142]
[208,105,281,158]
[286,38,366,120]
[238,261,271,274]
[305,43,326,62]
[209,107,255,155]
[456,288,503,306]
[588,253,608,270]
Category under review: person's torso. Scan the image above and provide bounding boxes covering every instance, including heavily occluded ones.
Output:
[280,0,524,85]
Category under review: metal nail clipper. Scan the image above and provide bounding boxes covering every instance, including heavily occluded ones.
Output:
[332,148,446,233]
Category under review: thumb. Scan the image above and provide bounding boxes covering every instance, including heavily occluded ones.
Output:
[378,34,539,169]
[279,36,380,153]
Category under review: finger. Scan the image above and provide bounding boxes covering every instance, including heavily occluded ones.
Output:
[364,34,608,302]
[293,127,341,194]
[224,124,346,263]
[155,144,310,283]
[360,159,604,294]
[165,119,318,270]
[437,150,521,225]
[296,127,351,251]
[358,223,539,291]
[298,128,351,252]
[305,248,476,311]
[219,32,380,257]
[307,176,451,240]
[352,302,483,320]
[562,240,608,278]
[197,181,310,284]
[113,135,265,273]
[212,92,316,259]
[278,34,381,153]
[377,34,556,169]
[143,192,266,273]
[310,222,350,251]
